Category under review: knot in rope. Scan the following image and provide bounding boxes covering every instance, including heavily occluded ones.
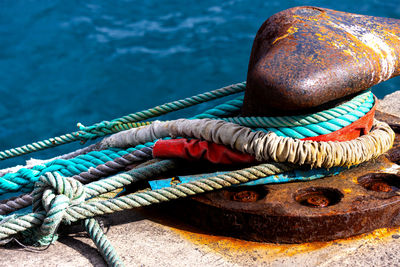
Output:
[32,172,85,237]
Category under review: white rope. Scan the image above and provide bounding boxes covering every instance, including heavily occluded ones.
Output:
[98,118,395,168]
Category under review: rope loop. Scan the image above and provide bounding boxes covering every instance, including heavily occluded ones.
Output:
[32,172,85,237]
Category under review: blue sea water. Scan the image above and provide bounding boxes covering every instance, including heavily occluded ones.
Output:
[0,0,399,168]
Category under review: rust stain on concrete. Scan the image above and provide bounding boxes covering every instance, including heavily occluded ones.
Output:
[169,226,400,261]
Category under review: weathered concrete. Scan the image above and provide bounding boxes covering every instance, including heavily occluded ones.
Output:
[0,94,399,267]
[1,207,399,267]
[378,90,400,117]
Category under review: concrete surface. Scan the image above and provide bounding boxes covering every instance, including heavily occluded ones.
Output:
[0,94,400,267]
[378,90,400,117]
[1,207,399,267]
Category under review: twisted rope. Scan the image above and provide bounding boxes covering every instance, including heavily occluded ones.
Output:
[0,160,292,241]
[0,88,376,198]
[84,218,124,267]
[99,118,394,168]
[0,147,154,216]
[0,82,389,266]
[220,91,374,138]
[0,194,32,215]
[0,147,153,195]
[0,82,245,161]
[221,91,373,127]
[194,90,375,138]
[193,96,244,119]
[32,173,86,237]
[0,119,393,265]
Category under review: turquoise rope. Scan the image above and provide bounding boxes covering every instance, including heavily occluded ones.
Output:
[0,160,292,266]
[193,90,374,138]
[0,85,378,266]
[193,96,244,119]
[0,82,246,161]
[148,166,345,190]
[215,91,374,138]
[84,218,124,267]
[0,84,373,166]
[0,89,375,196]
[0,144,153,196]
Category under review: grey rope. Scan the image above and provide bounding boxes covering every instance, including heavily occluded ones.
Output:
[73,147,153,184]
[0,194,32,215]
[0,161,292,241]
[0,147,154,216]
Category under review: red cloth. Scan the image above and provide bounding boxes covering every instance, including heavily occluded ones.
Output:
[303,101,376,142]
[153,101,376,163]
[153,138,256,164]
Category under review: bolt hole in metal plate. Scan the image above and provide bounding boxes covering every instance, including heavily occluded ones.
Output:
[162,112,400,243]
[358,173,400,195]
[226,187,267,203]
[295,187,343,208]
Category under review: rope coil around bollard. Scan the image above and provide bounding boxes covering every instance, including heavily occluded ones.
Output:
[0,83,377,211]
[0,82,395,267]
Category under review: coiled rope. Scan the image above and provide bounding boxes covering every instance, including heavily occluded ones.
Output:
[0,82,376,205]
[220,91,374,138]
[0,119,394,244]
[0,82,375,160]
[99,118,393,168]
[0,82,394,267]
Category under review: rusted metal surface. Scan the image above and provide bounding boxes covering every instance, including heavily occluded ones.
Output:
[162,113,400,243]
[242,6,400,115]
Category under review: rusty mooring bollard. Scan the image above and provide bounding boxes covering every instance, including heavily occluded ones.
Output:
[242,6,400,115]
[153,8,400,243]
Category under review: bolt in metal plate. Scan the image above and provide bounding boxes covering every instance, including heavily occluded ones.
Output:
[161,112,400,243]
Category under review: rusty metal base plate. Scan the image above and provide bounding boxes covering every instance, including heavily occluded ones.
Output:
[161,112,400,243]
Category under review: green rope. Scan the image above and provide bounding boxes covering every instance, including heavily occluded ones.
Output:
[193,96,244,119]
[0,86,376,215]
[0,82,245,161]
[0,87,374,195]
[0,82,380,266]
[0,82,374,166]
[0,145,153,195]
[0,160,292,241]
[219,91,373,127]
[0,159,290,267]
[196,90,374,138]
[84,218,124,267]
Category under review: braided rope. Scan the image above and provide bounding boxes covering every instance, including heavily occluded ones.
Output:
[0,82,245,161]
